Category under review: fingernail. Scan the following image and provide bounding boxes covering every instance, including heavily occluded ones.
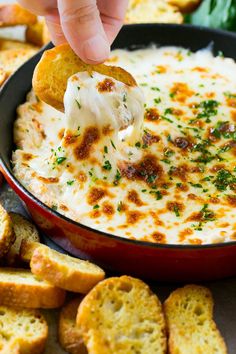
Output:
[83,34,110,62]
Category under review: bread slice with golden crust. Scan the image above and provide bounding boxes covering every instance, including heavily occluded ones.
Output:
[33,43,137,111]
[59,297,87,354]
[0,204,15,257]
[29,242,105,293]
[0,67,7,87]
[20,239,39,262]
[26,19,51,47]
[0,47,38,76]
[0,3,37,27]
[77,276,167,354]
[164,285,227,354]
[0,38,38,51]
[0,306,48,354]
[6,213,40,266]
[167,0,201,13]
[0,268,65,308]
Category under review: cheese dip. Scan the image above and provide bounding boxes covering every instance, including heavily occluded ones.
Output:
[13,46,236,245]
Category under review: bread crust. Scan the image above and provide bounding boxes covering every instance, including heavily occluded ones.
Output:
[20,240,39,262]
[164,285,227,354]
[33,44,137,111]
[59,297,87,354]
[6,213,40,266]
[167,0,201,13]
[0,204,15,257]
[0,268,66,308]
[77,276,167,354]
[26,19,50,47]
[0,306,48,354]
[30,243,105,293]
[0,3,37,27]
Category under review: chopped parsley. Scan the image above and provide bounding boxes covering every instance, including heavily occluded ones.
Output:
[117,201,123,212]
[190,100,219,123]
[75,99,81,109]
[103,160,112,171]
[173,205,180,217]
[151,87,160,91]
[113,169,121,185]
[110,140,116,150]
[67,180,75,186]
[154,97,161,104]
[93,204,99,209]
[104,146,108,154]
[56,157,66,165]
[213,169,236,191]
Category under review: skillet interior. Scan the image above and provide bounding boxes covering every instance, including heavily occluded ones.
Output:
[1,24,236,250]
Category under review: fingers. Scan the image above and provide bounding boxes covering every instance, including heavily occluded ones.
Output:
[45,9,66,46]
[97,0,128,44]
[58,0,110,64]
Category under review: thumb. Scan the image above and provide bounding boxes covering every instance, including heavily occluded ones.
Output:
[58,0,110,64]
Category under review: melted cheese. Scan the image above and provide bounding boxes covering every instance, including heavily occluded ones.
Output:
[13,46,236,245]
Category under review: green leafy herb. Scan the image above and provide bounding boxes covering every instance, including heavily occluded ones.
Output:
[113,169,121,185]
[67,180,75,186]
[110,140,116,150]
[213,169,236,191]
[117,201,123,212]
[56,157,66,165]
[93,205,99,209]
[103,160,112,171]
[104,146,108,154]
[75,99,81,109]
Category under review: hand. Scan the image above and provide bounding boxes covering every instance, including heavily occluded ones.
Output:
[18,0,128,63]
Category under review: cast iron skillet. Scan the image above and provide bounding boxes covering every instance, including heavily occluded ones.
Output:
[1,24,236,282]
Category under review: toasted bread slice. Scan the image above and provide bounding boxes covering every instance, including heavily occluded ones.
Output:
[125,0,183,24]
[167,0,201,13]
[0,67,7,87]
[164,285,227,354]
[6,213,40,266]
[0,268,65,308]
[29,242,105,293]
[0,38,38,51]
[59,297,87,354]
[32,43,137,111]
[0,3,37,27]
[26,19,50,47]
[0,306,48,354]
[20,239,39,262]
[0,47,38,76]
[77,276,167,354]
[0,204,15,257]
[0,172,3,187]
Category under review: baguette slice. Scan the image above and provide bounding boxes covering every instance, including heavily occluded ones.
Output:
[59,297,87,354]
[167,0,201,13]
[29,242,105,293]
[32,43,137,112]
[26,19,51,47]
[0,47,38,76]
[6,213,40,266]
[0,306,48,354]
[164,285,227,354]
[0,3,37,27]
[0,204,15,257]
[77,276,167,354]
[20,239,39,262]
[0,268,65,308]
